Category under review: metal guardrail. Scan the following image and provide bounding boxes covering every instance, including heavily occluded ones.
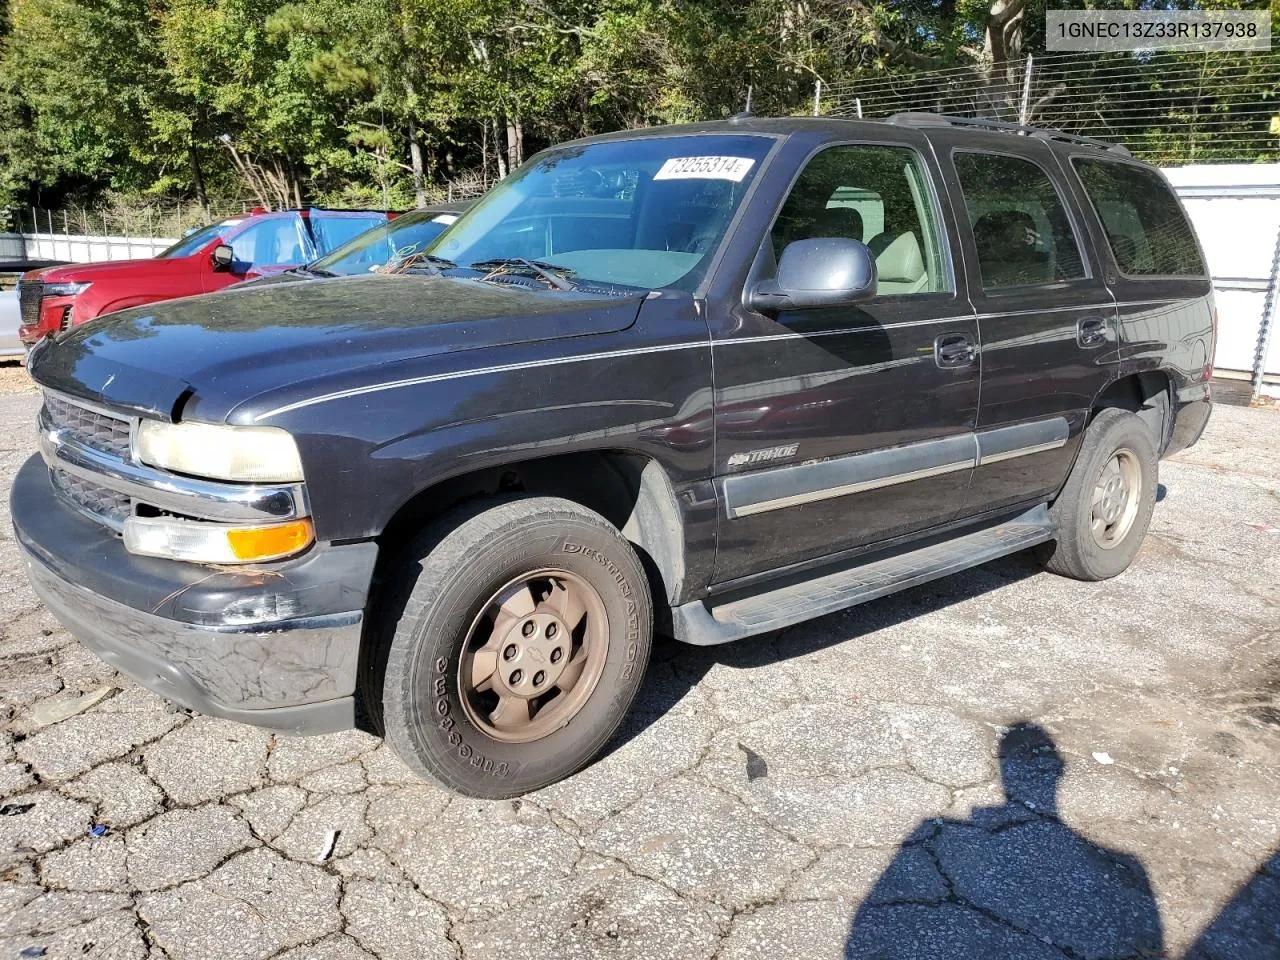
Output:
[2,232,175,264]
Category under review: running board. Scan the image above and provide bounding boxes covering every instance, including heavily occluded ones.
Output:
[672,506,1055,646]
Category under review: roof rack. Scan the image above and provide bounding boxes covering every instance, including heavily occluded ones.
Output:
[886,112,1131,156]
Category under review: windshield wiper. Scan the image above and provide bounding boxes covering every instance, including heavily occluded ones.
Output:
[398,253,458,277]
[303,266,336,278]
[468,257,578,291]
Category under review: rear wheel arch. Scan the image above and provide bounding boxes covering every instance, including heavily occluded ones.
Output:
[1091,370,1173,453]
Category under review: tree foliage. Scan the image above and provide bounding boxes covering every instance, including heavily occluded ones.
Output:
[0,0,1273,219]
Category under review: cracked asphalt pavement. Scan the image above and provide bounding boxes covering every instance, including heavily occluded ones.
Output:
[0,362,1277,959]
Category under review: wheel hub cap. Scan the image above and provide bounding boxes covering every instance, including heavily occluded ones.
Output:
[458,570,609,743]
[493,611,570,695]
[1090,448,1141,549]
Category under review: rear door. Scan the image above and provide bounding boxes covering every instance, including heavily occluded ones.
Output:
[1060,154,1215,395]
[931,133,1119,516]
[706,135,980,586]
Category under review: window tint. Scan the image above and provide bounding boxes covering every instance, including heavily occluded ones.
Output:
[1072,159,1205,277]
[953,152,1085,289]
[770,145,948,295]
[228,215,309,269]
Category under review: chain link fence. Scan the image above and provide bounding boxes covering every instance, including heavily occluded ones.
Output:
[4,165,492,244]
[821,51,1280,164]
[4,202,253,240]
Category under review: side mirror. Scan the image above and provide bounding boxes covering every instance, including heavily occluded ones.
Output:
[747,237,877,312]
[210,243,235,272]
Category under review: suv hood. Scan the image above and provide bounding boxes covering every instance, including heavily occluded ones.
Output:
[27,273,645,422]
[28,256,189,283]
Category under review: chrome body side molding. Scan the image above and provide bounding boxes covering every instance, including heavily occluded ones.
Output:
[975,417,1071,465]
[722,417,1071,519]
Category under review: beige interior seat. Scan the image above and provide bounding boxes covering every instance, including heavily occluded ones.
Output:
[869,231,928,294]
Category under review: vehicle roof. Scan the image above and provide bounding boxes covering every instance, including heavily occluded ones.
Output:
[228,208,393,221]
[555,113,1135,162]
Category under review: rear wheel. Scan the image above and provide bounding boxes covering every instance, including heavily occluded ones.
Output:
[370,497,652,798]
[1037,408,1158,581]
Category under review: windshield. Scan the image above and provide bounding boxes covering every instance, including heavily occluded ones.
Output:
[429,135,774,291]
[309,209,461,276]
[159,220,237,259]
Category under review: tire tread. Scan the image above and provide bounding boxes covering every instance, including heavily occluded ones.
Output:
[370,496,652,797]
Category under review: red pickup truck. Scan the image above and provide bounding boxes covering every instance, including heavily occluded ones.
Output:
[17,207,391,346]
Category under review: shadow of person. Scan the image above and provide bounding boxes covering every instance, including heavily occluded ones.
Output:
[845,722,1166,959]
[1184,848,1280,959]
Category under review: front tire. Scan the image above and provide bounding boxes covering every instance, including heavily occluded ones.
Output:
[372,497,652,798]
[1038,408,1159,581]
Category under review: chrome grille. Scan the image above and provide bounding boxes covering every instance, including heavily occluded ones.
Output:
[17,280,42,327]
[50,470,130,530]
[43,392,132,459]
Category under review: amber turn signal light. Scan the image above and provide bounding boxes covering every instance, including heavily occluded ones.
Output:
[226,519,315,562]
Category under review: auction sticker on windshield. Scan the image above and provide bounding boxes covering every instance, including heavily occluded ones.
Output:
[654,156,756,182]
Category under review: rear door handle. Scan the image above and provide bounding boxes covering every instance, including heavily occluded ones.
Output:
[1077,317,1109,348]
[935,333,976,369]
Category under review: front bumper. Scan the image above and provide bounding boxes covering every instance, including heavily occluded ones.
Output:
[12,454,376,734]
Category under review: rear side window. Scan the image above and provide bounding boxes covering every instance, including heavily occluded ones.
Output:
[1072,159,1205,277]
[953,151,1086,290]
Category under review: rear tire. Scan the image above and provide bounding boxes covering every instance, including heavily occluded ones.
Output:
[1037,408,1158,581]
[371,497,652,798]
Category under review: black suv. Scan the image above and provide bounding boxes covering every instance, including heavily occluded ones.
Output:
[13,115,1214,797]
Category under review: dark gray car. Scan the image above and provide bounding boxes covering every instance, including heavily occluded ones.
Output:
[13,115,1214,797]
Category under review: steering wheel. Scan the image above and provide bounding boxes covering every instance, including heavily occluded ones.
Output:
[684,231,719,255]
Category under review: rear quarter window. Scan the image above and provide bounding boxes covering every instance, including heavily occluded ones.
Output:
[1071,159,1205,278]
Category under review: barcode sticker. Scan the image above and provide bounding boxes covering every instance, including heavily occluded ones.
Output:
[653,156,756,182]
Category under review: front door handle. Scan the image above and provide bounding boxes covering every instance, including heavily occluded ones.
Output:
[1077,317,1109,348]
[935,333,976,369]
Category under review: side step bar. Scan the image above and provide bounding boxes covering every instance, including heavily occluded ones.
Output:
[671,506,1055,646]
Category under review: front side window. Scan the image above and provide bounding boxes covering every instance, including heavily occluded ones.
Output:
[430,135,774,291]
[160,221,237,259]
[1072,158,1205,277]
[228,214,310,270]
[770,144,948,295]
[953,152,1086,290]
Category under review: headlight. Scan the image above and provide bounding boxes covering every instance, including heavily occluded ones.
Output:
[124,516,313,564]
[42,282,91,297]
[136,420,304,482]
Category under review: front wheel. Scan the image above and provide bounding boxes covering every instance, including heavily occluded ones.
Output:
[371,497,653,798]
[1037,408,1159,581]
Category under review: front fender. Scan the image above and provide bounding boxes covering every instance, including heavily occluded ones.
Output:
[84,294,168,324]
[259,297,715,545]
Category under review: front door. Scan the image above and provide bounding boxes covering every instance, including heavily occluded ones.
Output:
[202,214,312,293]
[931,136,1119,515]
[709,140,980,586]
